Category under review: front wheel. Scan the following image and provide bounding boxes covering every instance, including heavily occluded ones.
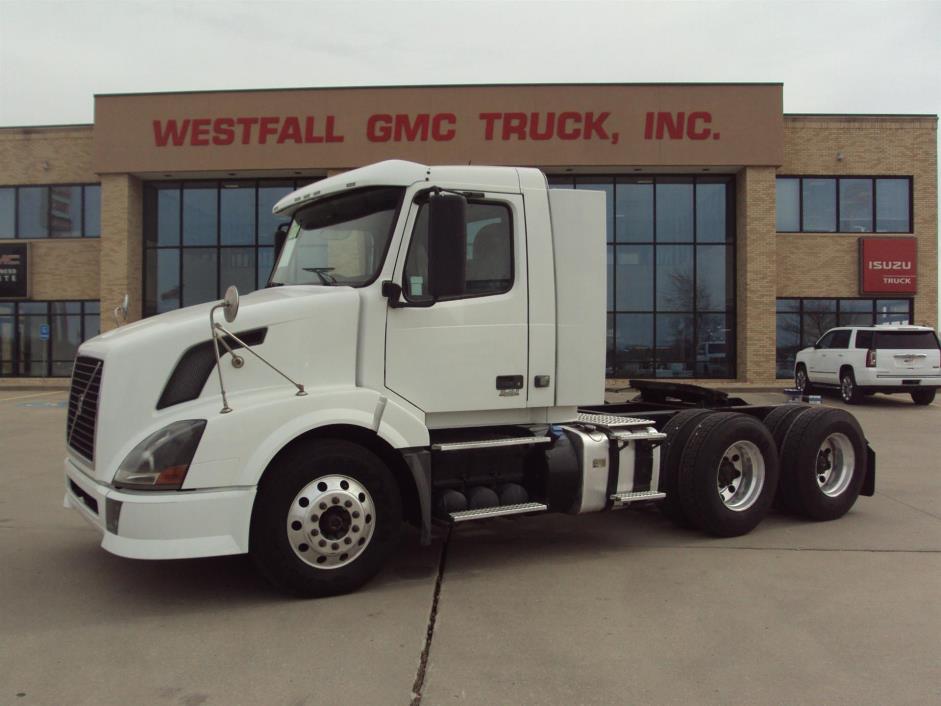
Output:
[911,388,936,405]
[250,439,402,597]
[795,364,810,393]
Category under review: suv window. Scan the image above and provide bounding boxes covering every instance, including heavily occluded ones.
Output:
[404,200,513,301]
[830,330,851,349]
[816,331,836,349]
[854,330,874,349]
[874,331,940,350]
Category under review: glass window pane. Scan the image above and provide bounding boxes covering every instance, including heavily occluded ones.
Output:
[655,313,694,378]
[655,180,693,242]
[776,298,799,313]
[776,178,800,232]
[182,248,218,307]
[802,300,837,346]
[84,185,101,237]
[18,302,47,314]
[18,187,49,238]
[839,299,874,327]
[0,188,14,236]
[257,247,275,289]
[876,179,910,232]
[839,179,872,232]
[84,314,100,340]
[50,302,81,315]
[839,299,873,312]
[51,314,81,361]
[615,245,653,311]
[876,298,911,325]
[257,183,294,246]
[49,185,82,237]
[0,315,13,376]
[548,177,574,187]
[615,180,653,242]
[696,245,732,312]
[182,185,218,246]
[84,301,100,314]
[575,179,614,242]
[220,247,256,296]
[18,315,49,375]
[606,313,615,377]
[656,245,694,311]
[615,313,654,378]
[696,313,734,378]
[840,313,874,328]
[696,181,728,242]
[220,184,255,245]
[776,311,800,378]
[606,245,614,310]
[145,248,180,314]
[802,178,836,232]
[157,188,181,246]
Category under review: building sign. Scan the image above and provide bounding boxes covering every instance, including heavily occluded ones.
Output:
[94,84,784,173]
[859,237,917,294]
[0,242,29,299]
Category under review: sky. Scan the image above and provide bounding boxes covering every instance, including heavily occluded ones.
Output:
[0,0,939,127]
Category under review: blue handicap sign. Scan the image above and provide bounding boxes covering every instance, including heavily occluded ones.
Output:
[39,323,50,341]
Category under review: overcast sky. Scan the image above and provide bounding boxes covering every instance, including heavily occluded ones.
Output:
[0,0,939,126]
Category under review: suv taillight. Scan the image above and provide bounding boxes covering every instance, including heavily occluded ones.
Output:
[866,349,877,368]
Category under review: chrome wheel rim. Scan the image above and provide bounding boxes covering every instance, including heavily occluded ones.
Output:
[287,475,375,570]
[816,433,855,497]
[716,440,765,512]
[795,368,807,391]
[841,376,854,401]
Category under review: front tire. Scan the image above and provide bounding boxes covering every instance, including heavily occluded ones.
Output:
[676,412,779,537]
[250,439,402,597]
[840,369,863,404]
[911,389,936,405]
[795,364,810,393]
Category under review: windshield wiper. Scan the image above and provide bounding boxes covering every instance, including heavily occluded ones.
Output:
[303,267,337,285]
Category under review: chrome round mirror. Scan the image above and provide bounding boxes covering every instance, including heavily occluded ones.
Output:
[223,285,239,323]
[120,293,129,317]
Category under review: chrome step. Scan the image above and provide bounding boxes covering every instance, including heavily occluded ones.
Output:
[611,429,667,443]
[432,437,551,452]
[610,490,666,507]
[576,412,655,428]
[449,502,549,523]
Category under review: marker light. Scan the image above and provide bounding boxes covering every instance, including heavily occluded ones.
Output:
[113,420,207,490]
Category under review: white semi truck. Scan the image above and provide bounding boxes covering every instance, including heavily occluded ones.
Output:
[63,160,875,596]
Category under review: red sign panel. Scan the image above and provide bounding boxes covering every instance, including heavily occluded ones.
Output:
[859,237,917,294]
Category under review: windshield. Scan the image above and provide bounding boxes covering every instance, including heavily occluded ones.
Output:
[269,186,404,287]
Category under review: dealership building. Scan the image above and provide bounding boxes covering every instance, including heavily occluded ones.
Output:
[0,83,936,385]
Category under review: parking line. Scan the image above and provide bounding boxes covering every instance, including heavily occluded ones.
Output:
[0,390,65,404]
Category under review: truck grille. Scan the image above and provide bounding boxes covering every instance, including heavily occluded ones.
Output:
[67,356,103,464]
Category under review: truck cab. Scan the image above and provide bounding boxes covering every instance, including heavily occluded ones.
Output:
[63,160,874,597]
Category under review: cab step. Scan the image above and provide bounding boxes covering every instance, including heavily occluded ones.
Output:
[610,490,666,507]
[432,437,551,452]
[449,502,548,523]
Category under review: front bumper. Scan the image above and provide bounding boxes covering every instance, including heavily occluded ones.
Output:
[64,457,255,560]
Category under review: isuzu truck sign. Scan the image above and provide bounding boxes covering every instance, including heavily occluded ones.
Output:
[0,242,29,299]
[859,237,917,294]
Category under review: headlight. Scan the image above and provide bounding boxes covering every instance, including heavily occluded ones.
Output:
[113,420,207,490]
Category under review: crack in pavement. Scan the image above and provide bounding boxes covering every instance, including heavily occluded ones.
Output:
[410,526,451,706]
[876,490,941,520]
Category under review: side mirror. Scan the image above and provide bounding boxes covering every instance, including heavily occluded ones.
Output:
[274,223,290,260]
[112,293,129,327]
[223,285,240,323]
[427,193,466,299]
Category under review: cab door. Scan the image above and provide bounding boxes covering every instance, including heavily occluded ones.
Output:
[384,193,529,414]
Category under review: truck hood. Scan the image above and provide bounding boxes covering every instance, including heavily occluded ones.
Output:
[71,286,361,482]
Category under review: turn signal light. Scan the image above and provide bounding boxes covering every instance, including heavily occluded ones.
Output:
[866,349,877,367]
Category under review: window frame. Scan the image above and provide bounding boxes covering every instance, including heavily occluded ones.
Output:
[775,176,913,234]
[401,196,516,304]
[0,184,102,239]
[0,300,99,377]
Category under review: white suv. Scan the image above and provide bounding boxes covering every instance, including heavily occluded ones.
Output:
[794,325,941,405]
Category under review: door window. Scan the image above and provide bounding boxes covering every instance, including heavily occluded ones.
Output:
[404,200,513,301]
[830,330,851,349]
[816,331,836,349]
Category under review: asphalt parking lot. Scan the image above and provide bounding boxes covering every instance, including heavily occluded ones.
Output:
[1,389,939,706]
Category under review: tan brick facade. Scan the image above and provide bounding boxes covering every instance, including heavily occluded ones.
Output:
[0,102,937,384]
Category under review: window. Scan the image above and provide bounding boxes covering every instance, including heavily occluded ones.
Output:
[0,301,99,377]
[776,177,911,233]
[0,185,101,239]
[404,200,513,301]
[144,178,318,316]
[775,298,914,377]
[552,175,735,379]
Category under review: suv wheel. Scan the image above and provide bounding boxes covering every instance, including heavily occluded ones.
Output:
[911,388,936,406]
[840,370,863,405]
[795,365,810,393]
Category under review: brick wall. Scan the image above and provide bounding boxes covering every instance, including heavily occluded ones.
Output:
[778,116,938,329]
